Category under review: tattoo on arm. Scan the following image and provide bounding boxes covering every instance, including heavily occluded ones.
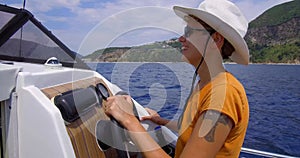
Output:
[202,110,232,142]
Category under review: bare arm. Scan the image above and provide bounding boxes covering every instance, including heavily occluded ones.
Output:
[104,96,170,158]
[180,110,233,158]
[141,108,178,132]
[104,96,233,158]
[124,116,171,158]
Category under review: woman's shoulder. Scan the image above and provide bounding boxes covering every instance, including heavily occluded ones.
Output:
[225,72,246,91]
[200,72,246,95]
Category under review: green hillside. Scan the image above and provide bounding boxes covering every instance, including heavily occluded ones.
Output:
[84,47,131,60]
[246,0,300,63]
[249,0,300,28]
[83,39,182,62]
[250,42,300,63]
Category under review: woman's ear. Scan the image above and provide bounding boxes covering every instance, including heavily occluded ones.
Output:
[211,32,224,49]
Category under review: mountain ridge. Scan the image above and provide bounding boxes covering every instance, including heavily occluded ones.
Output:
[83,1,300,64]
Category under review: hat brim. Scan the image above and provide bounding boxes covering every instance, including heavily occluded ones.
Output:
[173,6,249,65]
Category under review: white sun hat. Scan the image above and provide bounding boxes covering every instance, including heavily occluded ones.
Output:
[173,0,249,65]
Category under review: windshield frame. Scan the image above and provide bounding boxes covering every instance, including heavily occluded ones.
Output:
[0,4,90,70]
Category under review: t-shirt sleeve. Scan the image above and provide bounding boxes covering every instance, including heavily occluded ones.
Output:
[199,84,244,126]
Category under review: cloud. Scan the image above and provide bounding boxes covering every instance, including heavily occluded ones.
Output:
[24,0,80,12]
[78,6,184,55]
[38,0,199,53]
[1,0,293,55]
[2,0,199,53]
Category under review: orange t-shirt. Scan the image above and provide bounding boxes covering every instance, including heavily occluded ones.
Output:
[175,72,249,158]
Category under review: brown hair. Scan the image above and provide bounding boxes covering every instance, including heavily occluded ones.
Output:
[222,39,235,59]
[188,15,235,59]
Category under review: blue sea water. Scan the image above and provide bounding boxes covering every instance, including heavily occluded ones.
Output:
[89,62,300,157]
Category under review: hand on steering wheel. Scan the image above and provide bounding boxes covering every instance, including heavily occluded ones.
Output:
[104,95,136,126]
[141,108,169,126]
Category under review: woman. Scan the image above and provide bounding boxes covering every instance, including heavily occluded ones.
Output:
[103,0,249,157]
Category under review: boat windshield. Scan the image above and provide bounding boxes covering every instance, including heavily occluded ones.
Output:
[0,5,89,69]
[0,10,13,28]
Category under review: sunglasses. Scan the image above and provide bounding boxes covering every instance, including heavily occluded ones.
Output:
[184,26,215,37]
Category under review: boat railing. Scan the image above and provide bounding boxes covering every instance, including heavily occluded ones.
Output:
[241,147,298,158]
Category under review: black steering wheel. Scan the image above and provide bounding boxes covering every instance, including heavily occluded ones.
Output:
[95,83,139,157]
[95,83,175,157]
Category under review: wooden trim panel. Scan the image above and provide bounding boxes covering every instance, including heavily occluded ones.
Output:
[41,77,117,158]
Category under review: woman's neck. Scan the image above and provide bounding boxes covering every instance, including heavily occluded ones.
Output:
[197,61,226,89]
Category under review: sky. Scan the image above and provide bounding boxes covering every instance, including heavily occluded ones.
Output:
[0,0,293,55]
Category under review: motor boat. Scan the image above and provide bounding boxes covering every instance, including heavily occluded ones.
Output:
[0,4,296,158]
